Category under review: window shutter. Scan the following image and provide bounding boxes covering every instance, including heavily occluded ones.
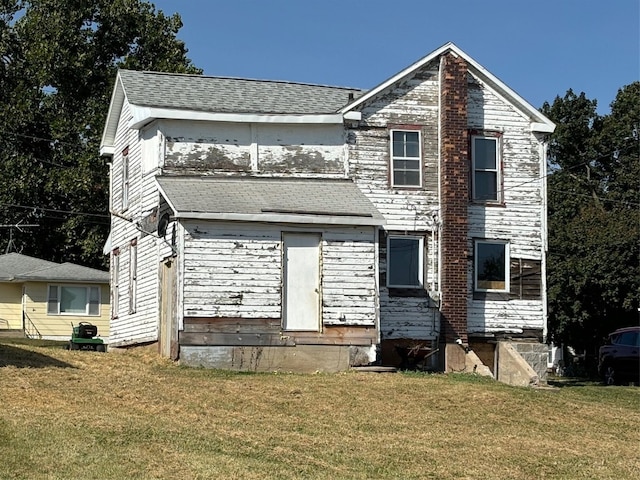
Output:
[88,287,100,315]
[47,286,59,315]
[510,258,542,299]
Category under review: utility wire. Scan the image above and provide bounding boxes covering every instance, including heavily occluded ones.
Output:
[0,202,109,219]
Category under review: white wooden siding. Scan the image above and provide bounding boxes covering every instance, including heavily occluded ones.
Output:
[321,230,377,326]
[181,222,377,327]
[467,73,546,334]
[109,99,162,346]
[160,120,346,176]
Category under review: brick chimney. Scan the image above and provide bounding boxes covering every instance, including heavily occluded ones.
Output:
[439,52,469,345]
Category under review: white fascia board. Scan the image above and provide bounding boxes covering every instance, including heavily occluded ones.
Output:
[174,211,386,227]
[100,145,115,157]
[129,106,347,129]
[343,111,362,121]
[99,73,125,154]
[530,122,556,133]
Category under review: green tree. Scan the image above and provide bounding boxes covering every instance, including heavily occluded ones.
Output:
[0,0,200,266]
[543,84,640,357]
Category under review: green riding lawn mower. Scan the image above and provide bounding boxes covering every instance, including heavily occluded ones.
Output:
[66,322,107,352]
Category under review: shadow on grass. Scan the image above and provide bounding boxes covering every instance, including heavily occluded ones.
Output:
[547,376,604,388]
[0,343,75,369]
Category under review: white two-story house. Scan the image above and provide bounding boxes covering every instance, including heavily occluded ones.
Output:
[100,43,554,378]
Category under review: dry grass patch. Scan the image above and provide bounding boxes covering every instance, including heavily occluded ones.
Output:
[0,339,638,479]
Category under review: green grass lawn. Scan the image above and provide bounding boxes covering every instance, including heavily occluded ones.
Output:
[0,339,638,479]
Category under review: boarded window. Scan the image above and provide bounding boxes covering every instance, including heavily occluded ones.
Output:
[509,258,542,299]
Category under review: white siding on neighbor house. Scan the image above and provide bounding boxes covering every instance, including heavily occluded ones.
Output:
[23,282,110,340]
[466,73,546,334]
[109,99,162,346]
[181,221,378,327]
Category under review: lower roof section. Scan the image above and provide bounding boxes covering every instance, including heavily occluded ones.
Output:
[156,176,386,227]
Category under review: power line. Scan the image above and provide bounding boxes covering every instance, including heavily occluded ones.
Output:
[0,202,109,219]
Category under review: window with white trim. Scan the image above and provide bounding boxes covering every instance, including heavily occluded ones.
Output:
[471,135,500,202]
[47,285,100,316]
[122,146,130,211]
[387,235,423,288]
[475,240,509,292]
[129,239,137,314]
[391,130,422,187]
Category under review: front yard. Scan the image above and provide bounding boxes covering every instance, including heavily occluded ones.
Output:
[0,339,638,479]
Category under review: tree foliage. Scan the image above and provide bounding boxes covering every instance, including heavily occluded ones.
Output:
[0,0,200,267]
[542,83,640,355]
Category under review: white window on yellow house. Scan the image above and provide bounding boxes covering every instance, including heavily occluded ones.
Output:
[47,285,100,316]
[475,240,509,292]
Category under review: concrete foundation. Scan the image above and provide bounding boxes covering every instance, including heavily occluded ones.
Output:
[496,342,540,387]
[180,344,376,373]
[441,343,493,377]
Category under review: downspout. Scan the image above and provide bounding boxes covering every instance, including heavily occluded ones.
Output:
[541,140,549,343]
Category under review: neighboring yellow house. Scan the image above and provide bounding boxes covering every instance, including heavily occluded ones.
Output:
[0,253,110,341]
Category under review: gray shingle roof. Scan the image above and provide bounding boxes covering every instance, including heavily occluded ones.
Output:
[119,70,365,115]
[0,253,108,283]
[156,176,385,226]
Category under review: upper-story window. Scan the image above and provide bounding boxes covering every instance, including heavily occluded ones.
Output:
[387,235,424,288]
[391,129,422,187]
[471,135,501,202]
[122,146,130,211]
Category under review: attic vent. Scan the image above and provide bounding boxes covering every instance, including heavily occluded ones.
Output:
[348,92,354,102]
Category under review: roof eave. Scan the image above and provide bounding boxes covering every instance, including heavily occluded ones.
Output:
[99,72,125,157]
[130,106,356,129]
[173,211,386,227]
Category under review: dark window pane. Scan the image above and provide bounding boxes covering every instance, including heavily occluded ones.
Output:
[474,138,497,169]
[393,140,404,157]
[477,243,505,290]
[389,238,421,287]
[404,132,420,157]
[474,171,497,200]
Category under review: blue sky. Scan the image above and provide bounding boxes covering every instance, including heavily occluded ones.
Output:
[151,0,639,115]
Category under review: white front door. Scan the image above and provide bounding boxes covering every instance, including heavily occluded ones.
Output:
[283,233,321,331]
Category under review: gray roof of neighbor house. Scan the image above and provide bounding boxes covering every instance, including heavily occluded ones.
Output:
[0,253,109,283]
[118,70,365,115]
[156,176,386,226]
